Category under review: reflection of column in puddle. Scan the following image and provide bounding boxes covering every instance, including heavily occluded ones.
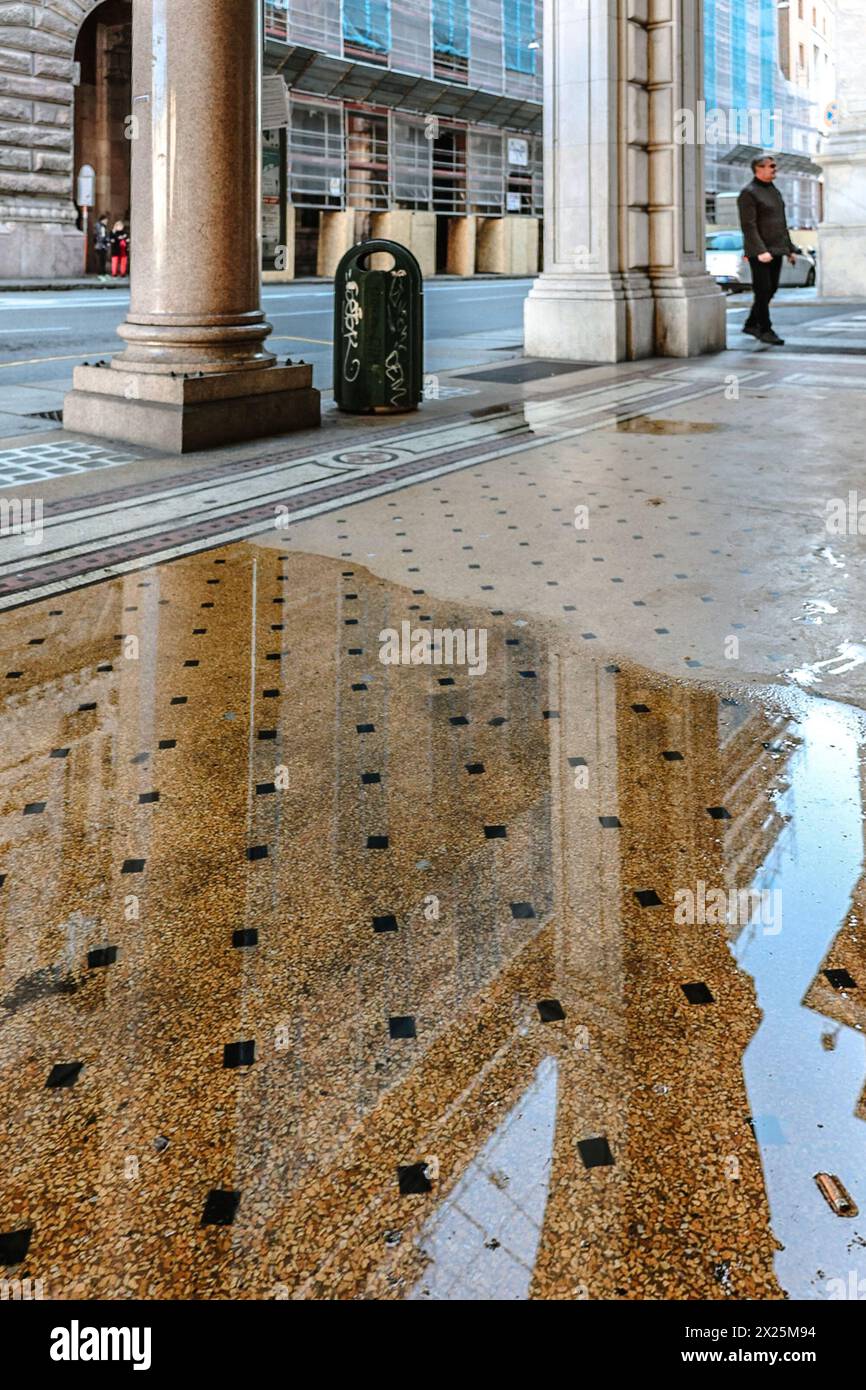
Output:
[242,556,559,1298]
[533,657,781,1299]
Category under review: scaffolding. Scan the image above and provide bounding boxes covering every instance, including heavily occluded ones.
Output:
[262,1,543,222]
[703,0,823,227]
[264,0,542,104]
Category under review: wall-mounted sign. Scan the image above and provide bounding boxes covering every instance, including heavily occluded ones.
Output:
[506,191,522,212]
[261,74,289,131]
[329,177,342,197]
[76,164,96,207]
[507,137,529,167]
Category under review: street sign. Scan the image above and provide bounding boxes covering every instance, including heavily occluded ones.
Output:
[76,163,96,208]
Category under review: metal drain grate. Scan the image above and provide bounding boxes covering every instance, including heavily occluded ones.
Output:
[0,440,144,486]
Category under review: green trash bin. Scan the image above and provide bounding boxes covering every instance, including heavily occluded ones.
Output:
[333,239,424,414]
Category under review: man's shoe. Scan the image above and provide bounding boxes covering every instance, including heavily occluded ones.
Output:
[742,324,760,338]
[760,331,785,346]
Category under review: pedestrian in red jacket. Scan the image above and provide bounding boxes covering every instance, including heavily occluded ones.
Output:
[110,221,129,278]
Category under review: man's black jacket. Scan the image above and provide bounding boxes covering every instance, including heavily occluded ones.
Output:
[737,178,795,258]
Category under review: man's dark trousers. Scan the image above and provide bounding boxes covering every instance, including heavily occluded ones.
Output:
[745,255,783,333]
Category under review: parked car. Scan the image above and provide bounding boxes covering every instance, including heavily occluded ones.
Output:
[706,230,816,291]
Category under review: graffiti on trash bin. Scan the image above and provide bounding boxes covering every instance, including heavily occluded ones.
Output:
[341,276,363,384]
[385,270,409,407]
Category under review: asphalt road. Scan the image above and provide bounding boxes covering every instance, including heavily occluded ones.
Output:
[0,278,858,442]
[0,277,534,395]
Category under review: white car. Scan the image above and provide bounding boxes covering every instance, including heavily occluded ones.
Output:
[706,231,816,291]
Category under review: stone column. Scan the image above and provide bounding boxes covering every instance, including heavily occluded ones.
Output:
[816,0,866,298]
[524,0,724,363]
[64,0,319,453]
[525,0,655,362]
[647,0,725,355]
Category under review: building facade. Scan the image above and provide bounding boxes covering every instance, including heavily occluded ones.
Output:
[261,0,542,278]
[703,0,833,232]
[0,0,541,280]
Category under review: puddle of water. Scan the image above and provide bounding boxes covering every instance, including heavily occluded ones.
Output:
[786,641,866,687]
[732,694,866,1298]
[615,417,728,434]
[0,543,864,1300]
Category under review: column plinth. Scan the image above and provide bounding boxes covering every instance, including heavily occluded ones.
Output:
[64,0,319,452]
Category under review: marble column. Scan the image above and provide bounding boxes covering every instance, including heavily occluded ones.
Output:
[524,0,725,363]
[647,0,726,355]
[816,0,866,298]
[64,0,319,453]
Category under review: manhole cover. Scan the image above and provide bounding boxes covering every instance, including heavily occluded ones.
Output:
[333,449,400,467]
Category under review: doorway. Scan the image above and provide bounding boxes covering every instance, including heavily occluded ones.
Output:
[73,0,132,274]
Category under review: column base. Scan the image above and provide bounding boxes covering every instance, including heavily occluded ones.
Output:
[817,224,866,299]
[524,274,655,362]
[0,217,84,279]
[63,363,321,454]
[652,275,727,358]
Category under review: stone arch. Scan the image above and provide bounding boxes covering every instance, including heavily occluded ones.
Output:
[0,0,130,276]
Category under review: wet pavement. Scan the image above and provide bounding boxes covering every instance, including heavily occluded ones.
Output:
[1,341,866,1300]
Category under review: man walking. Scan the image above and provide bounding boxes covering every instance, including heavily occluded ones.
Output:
[737,155,797,346]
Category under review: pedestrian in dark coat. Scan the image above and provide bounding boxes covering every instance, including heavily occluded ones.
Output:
[93,214,110,276]
[737,154,797,346]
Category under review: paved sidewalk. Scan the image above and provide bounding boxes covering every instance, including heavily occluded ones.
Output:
[1,332,865,1300]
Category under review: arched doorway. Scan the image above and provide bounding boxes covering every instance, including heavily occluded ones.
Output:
[73,0,132,273]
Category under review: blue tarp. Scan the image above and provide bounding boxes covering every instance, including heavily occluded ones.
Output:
[343,0,391,53]
[433,0,469,59]
[504,0,536,75]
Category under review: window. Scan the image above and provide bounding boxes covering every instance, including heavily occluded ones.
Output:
[343,0,390,56]
[432,0,468,60]
[289,102,344,208]
[468,130,503,214]
[433,0,469,79]
[503,0,536,75]
[345,110,390,210]
[393,117,431,209]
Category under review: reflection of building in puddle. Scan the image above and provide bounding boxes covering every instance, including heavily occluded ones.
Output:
[715,700,798,925]
[408,1058,557,1300]
[803,891,866,1121]
[0,546,560,1300]
[0,546,830,1300]
[728,699,866,1299]
[527,665,782,1300]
